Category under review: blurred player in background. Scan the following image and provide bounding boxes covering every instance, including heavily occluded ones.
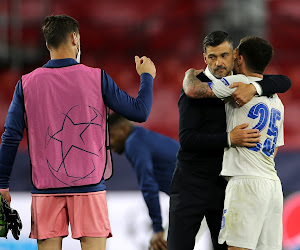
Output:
[0,14,156,250]
[183,36,284,250]
[109,112,179,250]
[167,31,291,250]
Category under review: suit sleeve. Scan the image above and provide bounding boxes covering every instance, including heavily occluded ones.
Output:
[126,140,163,233]
[179,129,228,151]
[0,80,26,188]
[178,91,228,151]
[101,70,153,122]
[259,75,292,95]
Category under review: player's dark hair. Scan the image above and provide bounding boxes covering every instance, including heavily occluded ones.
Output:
[203,31,233,53]
[42,14,79,49]
[237,36,274,74]
[108,112,129,127]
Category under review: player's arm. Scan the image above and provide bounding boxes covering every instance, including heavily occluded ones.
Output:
[102,56,155,123]
[231,75,292,106]
[126,142,166,249]
[0,80,26,205]
[183,68,243,100]
[183,68,217,98]
[187,69,250,101]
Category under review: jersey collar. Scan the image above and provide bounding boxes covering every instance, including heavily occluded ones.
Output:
[43,58,79,68]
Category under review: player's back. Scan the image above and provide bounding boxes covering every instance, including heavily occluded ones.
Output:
[22,64,107,189]
[125,126,179,194]
[221,76,284,180]
[126,126,179,163]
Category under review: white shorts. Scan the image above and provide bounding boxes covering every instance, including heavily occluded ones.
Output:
[218,176,283,250]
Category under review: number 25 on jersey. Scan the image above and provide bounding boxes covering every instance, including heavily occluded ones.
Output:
[247,102,281,157]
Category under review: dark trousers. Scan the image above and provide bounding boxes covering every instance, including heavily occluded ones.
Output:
[167,162,227,250]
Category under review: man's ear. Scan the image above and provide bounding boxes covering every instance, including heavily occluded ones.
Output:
[71,32,78,46]
[203,53,207,65]
[239,55,244,66]
[46,42,50,51]
[233,48,238,60]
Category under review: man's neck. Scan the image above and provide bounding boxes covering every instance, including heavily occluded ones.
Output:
[240,66,263,79]
[242,70,263,79]
[50,47,76,60]
[247,73,263,79]
[127,124,135,137]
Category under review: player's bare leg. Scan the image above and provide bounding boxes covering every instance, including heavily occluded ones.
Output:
[228,246,251,250]
[37,237,63,250]
[80,236,107,250]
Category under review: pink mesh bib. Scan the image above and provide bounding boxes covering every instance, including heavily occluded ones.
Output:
[22,64,113,189]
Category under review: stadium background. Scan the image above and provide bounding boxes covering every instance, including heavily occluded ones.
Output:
[0,0,299,249]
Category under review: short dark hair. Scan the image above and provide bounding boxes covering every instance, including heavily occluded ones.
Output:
[42,14,79,49]
[203,31,233,53]
[237,36,274,74]
[108,112,129,127]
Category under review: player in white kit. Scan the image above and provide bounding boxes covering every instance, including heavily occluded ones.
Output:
[183,36,285,250]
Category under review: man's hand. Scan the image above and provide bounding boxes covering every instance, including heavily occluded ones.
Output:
[230,123,260,147]
[149,230,167,250]
[135,56,156,79]
[187,68,203,76]
[230,82,257,107]
[0,194,22,240]
[0,190,11,206]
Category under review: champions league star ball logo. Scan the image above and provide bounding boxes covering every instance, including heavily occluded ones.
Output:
[45,105,105,187]
[283,191,300,250]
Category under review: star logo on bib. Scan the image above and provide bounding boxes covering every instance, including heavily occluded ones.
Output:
[45,105,105,187]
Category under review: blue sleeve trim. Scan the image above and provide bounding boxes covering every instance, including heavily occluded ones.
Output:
[207,81,214,90]
[221,77,230,86]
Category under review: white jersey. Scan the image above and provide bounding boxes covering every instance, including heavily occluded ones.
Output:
[210,74,284,180]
